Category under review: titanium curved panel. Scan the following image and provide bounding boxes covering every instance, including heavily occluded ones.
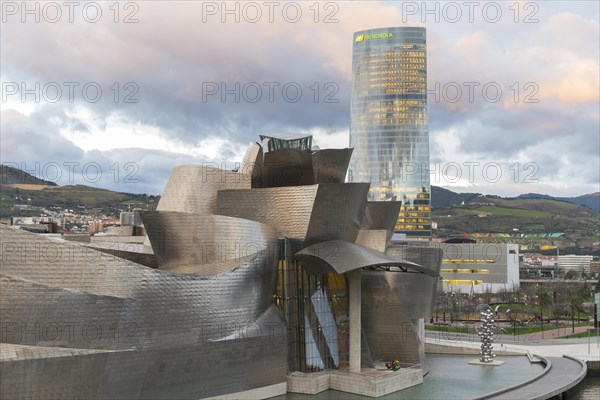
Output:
[304,183,369,247]
[295,240,429,275]
[0,225,281,348]
[386,245,443,313]
[361,201,402,231]
[239,142,263,187]
[217,185,319,240]
[386,244,443,275]
[88,243,158,269]
[1,225,143,298]
[0,225,287,399]
[0,274,130,349]
[217,184,370,249]
[361,270,428,368]
[355,229,389,252]
[311,148,353,184]
[140,211,278,276]
[262,148,314,187]
[156,165,251,214]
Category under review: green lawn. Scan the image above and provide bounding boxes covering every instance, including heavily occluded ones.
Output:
[425,325,469,334]
[470,205,553,218]
[556,330,600,339]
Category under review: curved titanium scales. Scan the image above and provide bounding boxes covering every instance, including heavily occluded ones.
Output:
[355,229,389,252]
[311,148,353,184]
[155,165,251,214]
[360,245,443,373]
[0,225,283,350]
[294,240,432,276]
[386,244,443,276]
[217,183,369,249]
[361,271,427,368]
[261,148,314,187]
[356,201,402,252]
[304,183,369,247]
[140,211,278,276]
[239,141,264,187]
[0,225,288,399]
[258,147,354,187]
[361,201,402,231]
[217,185,318,241]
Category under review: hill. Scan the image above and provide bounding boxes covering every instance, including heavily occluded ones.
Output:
[0,165,158,218]
[1,164,58,186]
[517,192,600,212]
[431,186,599,242]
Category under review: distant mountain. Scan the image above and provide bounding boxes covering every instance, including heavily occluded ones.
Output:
[0,165,158,218]
[431,186,481,208]
[1,164,58,186]
[516,192,600,212]
[431,186,600,212]
[431,186,599,240]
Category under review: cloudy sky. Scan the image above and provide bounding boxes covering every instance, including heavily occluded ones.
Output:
[1,1,598,197]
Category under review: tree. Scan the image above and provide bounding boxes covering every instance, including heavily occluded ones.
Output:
[538,292,553,338]
[566,292,584,334]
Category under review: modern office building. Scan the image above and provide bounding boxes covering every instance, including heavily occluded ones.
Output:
[349,27,430,239]
[440,243,520,294]
[558,255,593,274]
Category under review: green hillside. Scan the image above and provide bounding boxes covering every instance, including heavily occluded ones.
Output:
[1,184,158,217]
[432,193,599,242]
[0,165,158,218]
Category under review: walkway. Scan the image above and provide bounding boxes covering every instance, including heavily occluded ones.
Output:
[426,332,595,400]
[481,356,587,400]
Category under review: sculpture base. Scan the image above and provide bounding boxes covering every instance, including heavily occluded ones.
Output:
[468,360,505,366]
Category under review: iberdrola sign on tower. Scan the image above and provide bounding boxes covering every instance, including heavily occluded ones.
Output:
[355,32,394,43]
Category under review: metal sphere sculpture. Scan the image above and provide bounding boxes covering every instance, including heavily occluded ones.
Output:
[476,305,497,363]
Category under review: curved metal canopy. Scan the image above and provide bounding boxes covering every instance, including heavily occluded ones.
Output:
[295,240,436,276]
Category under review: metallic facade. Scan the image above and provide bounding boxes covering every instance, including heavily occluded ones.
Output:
[0,134,441,398]
[361,246,442,372]
[349,27,431,238]
[0,225,287,399]
[296,239,431,276]
[217,183,369,249]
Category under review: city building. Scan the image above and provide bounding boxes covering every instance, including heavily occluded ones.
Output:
[558,255,593,274]
[120,209,143,226]
[439,243,520,294]
[349,27,430,239]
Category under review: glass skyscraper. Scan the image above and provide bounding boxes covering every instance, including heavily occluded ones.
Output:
[349,27,430,239]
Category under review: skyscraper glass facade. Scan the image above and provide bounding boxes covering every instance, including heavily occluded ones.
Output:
[349,27,430,238]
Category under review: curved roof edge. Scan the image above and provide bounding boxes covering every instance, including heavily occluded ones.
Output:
[295,240,436,276]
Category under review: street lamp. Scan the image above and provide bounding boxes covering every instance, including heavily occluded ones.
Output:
[507,308,516,339]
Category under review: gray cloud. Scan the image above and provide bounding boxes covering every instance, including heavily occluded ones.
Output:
[1,1,598,196]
